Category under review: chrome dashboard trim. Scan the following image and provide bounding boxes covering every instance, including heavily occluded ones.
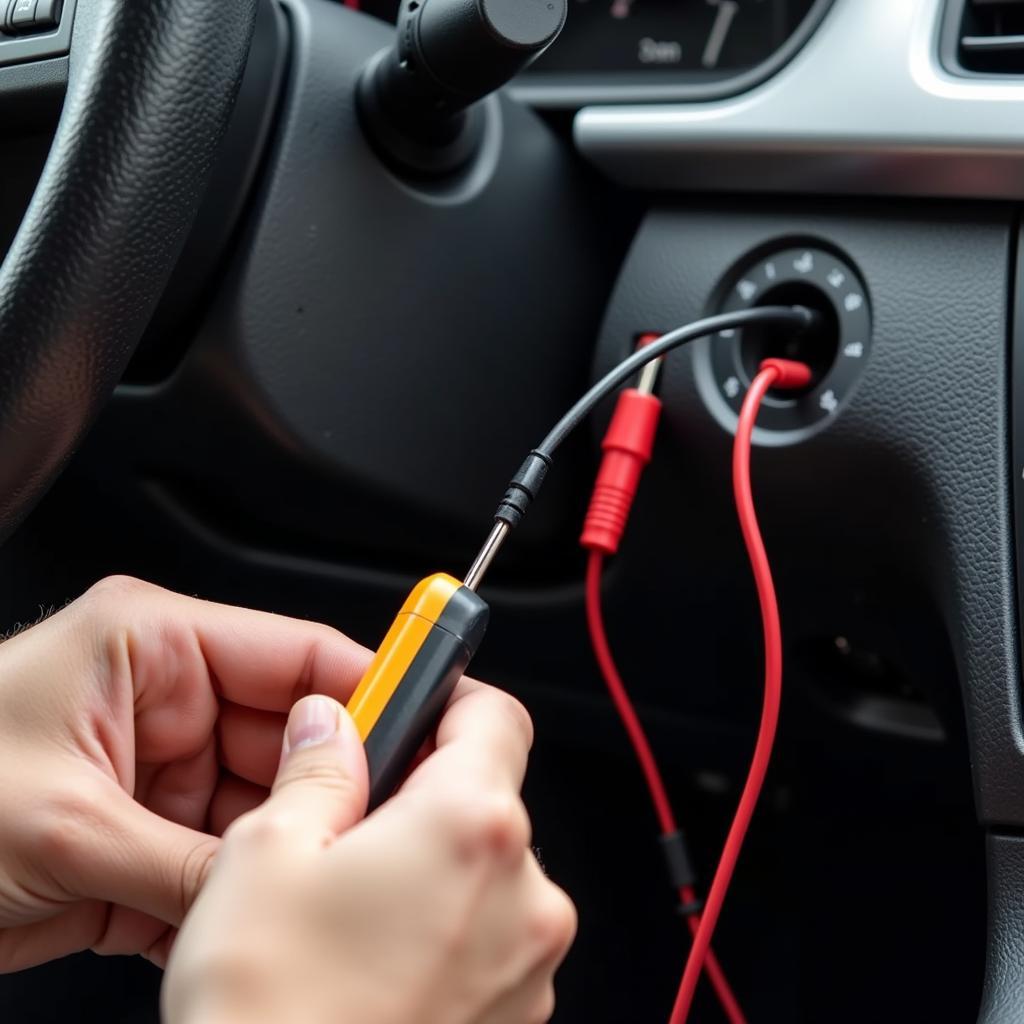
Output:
[573,0,1024,200]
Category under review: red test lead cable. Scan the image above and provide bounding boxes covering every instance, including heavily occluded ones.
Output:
[581,336,746,1024]
[585,555,746,1024]
[668,357,812,1024]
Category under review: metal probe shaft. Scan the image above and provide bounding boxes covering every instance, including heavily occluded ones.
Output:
[463,521,510,591]
[637,356,663,396]
[465,346,663,590]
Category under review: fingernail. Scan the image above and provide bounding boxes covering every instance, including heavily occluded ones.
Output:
[284,696,340,756]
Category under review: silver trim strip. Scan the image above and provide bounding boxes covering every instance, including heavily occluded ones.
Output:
[574,0,1024,200]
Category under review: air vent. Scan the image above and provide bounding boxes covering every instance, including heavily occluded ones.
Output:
[946,0,1024,74]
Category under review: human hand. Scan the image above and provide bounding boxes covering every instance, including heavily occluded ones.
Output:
[0,576,374,972]
[163,686,576,1024]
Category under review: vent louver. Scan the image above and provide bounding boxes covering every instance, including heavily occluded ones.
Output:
[954,0,1024,74]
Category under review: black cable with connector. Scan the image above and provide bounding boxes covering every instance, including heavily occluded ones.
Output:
[351,304,821,816]
[482,305,819,550]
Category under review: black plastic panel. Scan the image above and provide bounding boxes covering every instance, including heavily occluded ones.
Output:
[96,0,625,578]
[0,0,74,68]
[981,832,1024,1023]
[594,204,1022,828]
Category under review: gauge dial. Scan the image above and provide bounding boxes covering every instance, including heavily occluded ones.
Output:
[341,0,817,79]
[531,0,815,76]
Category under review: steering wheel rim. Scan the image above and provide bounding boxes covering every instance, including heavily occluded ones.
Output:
[0,0,258,541]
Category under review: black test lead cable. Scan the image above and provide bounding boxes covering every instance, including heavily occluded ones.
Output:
[346,304,820,808]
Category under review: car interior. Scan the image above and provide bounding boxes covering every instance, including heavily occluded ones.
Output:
[0,0,1021,1020]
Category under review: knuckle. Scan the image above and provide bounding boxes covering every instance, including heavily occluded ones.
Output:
[78,577,164,635]
[440,789,531,862]
[493,690,535,750]
[529,883,578,959]
[83,575,155,611]
[224,807,297,849]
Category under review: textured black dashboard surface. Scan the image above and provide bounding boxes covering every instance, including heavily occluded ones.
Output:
[0,0,257,540]
[594,206,1021,828]
[982,834,1024,1024]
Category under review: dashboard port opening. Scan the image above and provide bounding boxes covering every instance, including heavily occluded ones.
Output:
[796,635,946,743]
[739,281,839,397]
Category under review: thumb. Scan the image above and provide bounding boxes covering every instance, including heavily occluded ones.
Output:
[266,695,369,843]
[66,787,220,928]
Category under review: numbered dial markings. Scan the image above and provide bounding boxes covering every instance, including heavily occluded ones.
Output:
[701,246,871,441]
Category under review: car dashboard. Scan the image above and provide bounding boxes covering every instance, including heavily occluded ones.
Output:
[1,0,1023,1021]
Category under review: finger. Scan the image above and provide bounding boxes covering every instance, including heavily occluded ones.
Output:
[78,577,374,720]
[218,702,286,787]
[0,910,172,977]
[91,905,173,959]
[135,737,218,830]
[257,696,369,845]
[399,682,533,799]
[209,774,268,835]
[144,926,178,970]
[0,903,108,973]
[63,783,220,928]
[192,602,374,711]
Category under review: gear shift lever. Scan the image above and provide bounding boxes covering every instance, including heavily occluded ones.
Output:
[358,0,567,177]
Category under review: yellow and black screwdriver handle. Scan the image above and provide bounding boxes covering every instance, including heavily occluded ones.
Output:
[347,573,490,809]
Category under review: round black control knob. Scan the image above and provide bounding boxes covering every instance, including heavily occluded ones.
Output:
[358,0,567,177]
[417,0,566,103]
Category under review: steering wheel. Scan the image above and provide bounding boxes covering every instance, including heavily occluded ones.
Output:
[0,0,257,540]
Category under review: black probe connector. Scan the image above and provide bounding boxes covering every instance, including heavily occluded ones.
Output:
[471,304,821,579]
[495,450,552,529]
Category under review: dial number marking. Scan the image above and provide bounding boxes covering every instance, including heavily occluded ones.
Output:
[703,0,740,69]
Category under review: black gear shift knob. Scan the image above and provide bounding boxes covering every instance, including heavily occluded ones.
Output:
[415,0,566,102]
[358,0,567,177]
